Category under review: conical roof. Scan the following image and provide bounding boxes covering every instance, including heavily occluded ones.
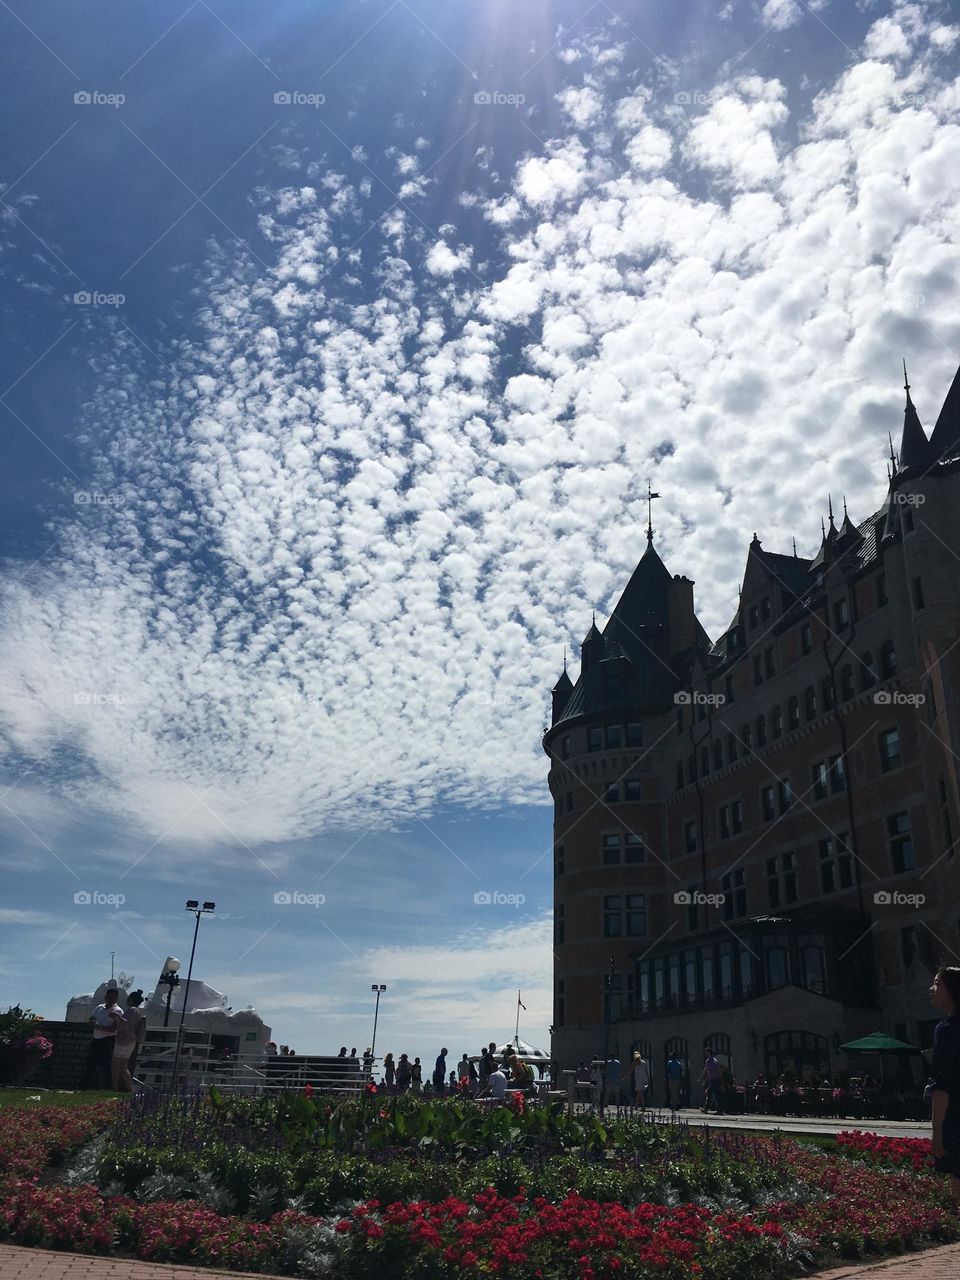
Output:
[929,359,960,463]
[899,382,931,469]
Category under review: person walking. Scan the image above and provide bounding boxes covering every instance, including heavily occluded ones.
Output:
[666,1053,684,1110]
[396,1052,412,1092]
[433,1047,448,1095]
[457,1052,472,1089]
[411,1056,422,1093]
[700,1049,723,1114]
[479,1044,494,1089]
[631,1050,650,1108]
[929,966,960,1200]
[83,985,123,1089]
[112,989,146,1093]
[384,1052,396,1092]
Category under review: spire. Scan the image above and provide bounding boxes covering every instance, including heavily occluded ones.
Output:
[838,494,861,542]
[899,359,931,469]
[792,537,798,557]
[827,494,837,534]
[645,480,660,544]
[928,357,960,464]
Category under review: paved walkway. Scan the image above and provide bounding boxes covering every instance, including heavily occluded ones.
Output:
[615,1105,932,1139]
[4,1241,960,1280]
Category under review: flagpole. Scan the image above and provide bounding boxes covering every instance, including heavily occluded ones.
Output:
[515,989,521,1043]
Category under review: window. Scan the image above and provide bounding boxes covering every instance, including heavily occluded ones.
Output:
[753,654,763,686]
[624,778,642,801]
[603,895,622,937]
[765,647,775,676]
[721,869,747,919]
[822,676,835,710]
[727,735,737,763]
[787,695,800,730]
[766,856,781,907]
[888,811,915,873]
[879,727,901,772]
[772,705,783,738]
[712,740,723,770]
[801,943,826,994]
[829,753,845,793]
[719,804,731,840]
[731,798,743,833]
[604,783,620,804]
[624,833,645,864]
[801,622,812,654]
[602,833,621,865]
[804,686,817,720]
[760,595,771,621]
[761,785,775,821]
[876,574,887,607]
[834,599,849,630]
[860,653,875,690]
[605,672,623,699]
[812,760,828,801]
[626,721,643,746]
[561,735,571,759]
[565,790,574,812]
[684,819,697,853]
[756,714,767,746]
[554,903,565,944]
[588,727,602,752]
[606,724,623,748]
[778,777,792,813]
[782,851,798,902]
[626,893,647,937]
[840,665,854,700]
[881,640,897,678]
[725,674,735,704]
[555,844,565,877]
[913,577,925,610]
[765,941,790,990]
[819,833,853,892]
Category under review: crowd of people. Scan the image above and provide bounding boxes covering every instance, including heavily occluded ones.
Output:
[360,1044,546,1098]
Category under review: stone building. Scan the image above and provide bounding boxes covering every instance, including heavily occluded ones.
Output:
[544,363,960,1095]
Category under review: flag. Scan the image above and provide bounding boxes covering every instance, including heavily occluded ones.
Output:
[518,991,526,1011]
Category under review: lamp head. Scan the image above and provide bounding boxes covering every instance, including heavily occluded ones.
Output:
[202,901,216,912]
[186,899,199,910]
[162,957,180,974]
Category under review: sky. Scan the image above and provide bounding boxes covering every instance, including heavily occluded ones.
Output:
[0,0,959,1063]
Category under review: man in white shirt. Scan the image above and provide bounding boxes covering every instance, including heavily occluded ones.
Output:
[84,986,122,1089]
[484,1066,507,1099]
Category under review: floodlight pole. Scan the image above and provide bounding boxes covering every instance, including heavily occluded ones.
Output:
[370,984,386,1066]
[170,902,213,1091]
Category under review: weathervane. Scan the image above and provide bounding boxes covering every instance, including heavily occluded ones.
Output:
[645,479,661,544]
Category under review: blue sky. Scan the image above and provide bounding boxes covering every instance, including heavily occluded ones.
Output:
[1,0,959,1060]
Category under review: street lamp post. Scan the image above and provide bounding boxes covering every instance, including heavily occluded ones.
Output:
[158,957,181,1028]
[170,901,215,1091]
[370,984,386,1067]
[600,956,615,1116]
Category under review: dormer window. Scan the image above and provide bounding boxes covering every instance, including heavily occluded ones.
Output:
[748,605,759,629]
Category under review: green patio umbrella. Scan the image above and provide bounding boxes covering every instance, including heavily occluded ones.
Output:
[839,1031,919,1085]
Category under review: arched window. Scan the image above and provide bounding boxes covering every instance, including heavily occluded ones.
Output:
[687,754,697,784]
[840,665,854,700]
[712,740,723,770]
[703,1031,732,1071]
[771,706,783,738]
[764,1030,830,1082]
[756,714,767,746]
[741,723,752,749]
[860,653,876,690]
[804,686,817,721]
[727,735,737,764]
[787,695,800,730]
[881,639,897,678]
[822,676,835,710]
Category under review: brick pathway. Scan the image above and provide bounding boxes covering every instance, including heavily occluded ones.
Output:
[3,1241,960,1279]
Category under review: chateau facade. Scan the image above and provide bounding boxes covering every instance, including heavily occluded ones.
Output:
[544,364,960,1093]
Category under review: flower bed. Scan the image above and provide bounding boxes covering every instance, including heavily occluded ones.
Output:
[0,1093,956,1278]
[834,1130,933,1172]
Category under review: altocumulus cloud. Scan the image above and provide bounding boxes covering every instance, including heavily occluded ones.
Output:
[1,1,959,846]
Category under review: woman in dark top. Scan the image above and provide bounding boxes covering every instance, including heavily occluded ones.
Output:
[928,966,960,1199]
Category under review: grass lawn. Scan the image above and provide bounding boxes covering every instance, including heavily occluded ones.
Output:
[0,1087,120,1108]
